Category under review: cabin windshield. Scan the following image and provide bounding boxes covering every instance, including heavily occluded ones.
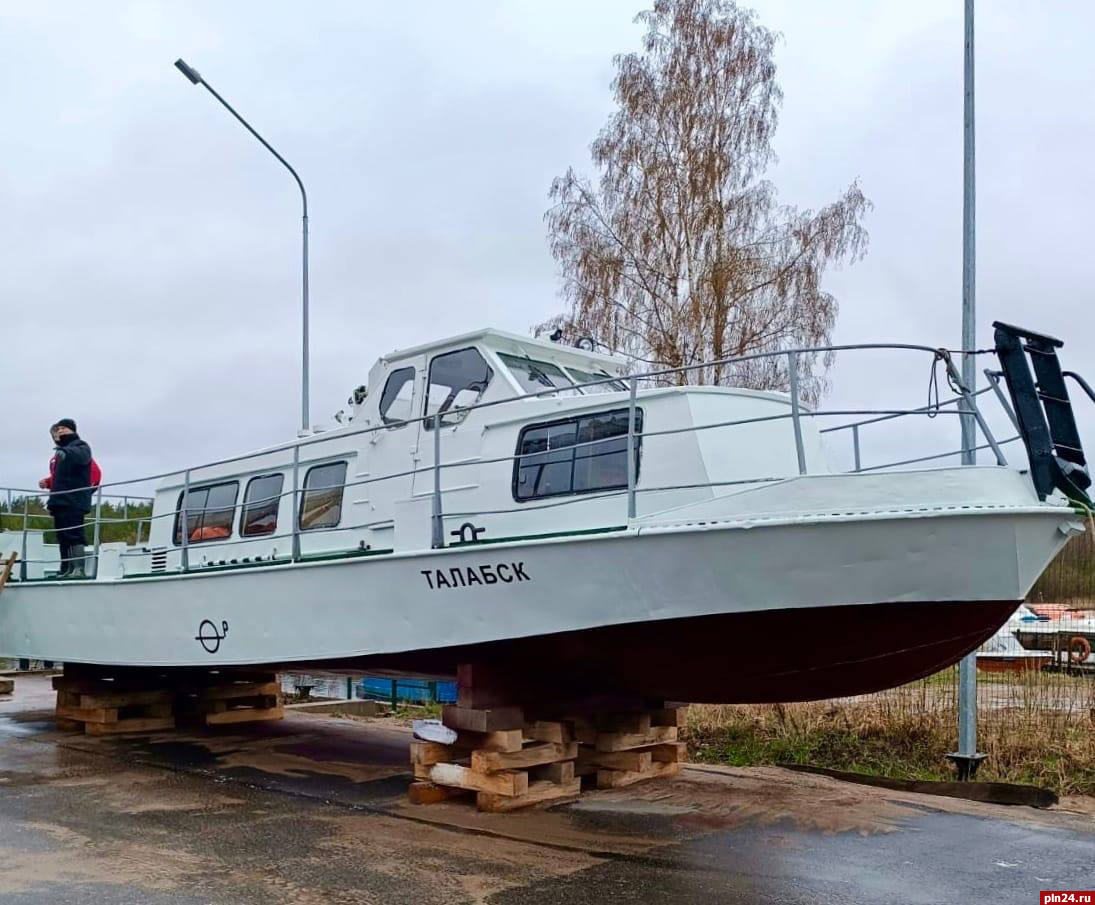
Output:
[563,366,627,394]
[497,353,578,396]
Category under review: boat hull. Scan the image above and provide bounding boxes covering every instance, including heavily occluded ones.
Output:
[0,504,1074,703]
[321,599,1020,702]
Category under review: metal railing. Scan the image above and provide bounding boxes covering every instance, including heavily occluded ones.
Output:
[0,342,1015,581]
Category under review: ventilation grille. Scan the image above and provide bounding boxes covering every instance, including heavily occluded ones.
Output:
[150,548,168,573]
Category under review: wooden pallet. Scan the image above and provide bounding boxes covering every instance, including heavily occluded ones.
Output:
[409,706,580,812]
[575,705,688,789]
[53,679,175,735]
[177,674,283,726]
[51,668,286,733]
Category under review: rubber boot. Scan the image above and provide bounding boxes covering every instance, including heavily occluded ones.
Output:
[67,545,87,580]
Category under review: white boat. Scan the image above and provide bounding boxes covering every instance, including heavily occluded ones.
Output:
[976,606,1055,673]
[0,322,1091,703]
[1013,612,1095,668]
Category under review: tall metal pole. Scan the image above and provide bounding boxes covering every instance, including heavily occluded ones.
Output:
[174,59,310,433]
[953,0,984,780]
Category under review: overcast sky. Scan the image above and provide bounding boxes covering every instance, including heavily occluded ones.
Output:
[2,1,1093,494]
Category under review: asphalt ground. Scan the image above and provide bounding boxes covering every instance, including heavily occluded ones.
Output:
[0,674,1092,904]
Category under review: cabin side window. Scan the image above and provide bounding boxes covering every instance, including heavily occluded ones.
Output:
[379,366,416,425]
[299,462,348,531]
[424,347,493,428]
[240,473,284,537]
[174,481,240,545]
[513,408,643,502]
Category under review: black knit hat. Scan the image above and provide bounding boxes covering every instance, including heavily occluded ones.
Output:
[54,418,77,432]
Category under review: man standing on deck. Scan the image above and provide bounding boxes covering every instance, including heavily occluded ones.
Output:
[37,419,95,579]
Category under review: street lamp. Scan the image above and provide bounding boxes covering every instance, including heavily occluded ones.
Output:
[174,58,311,434]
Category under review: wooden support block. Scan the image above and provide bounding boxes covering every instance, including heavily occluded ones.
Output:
[595,760,681,789]
[442,705,524,733]
[52,675,161,695]
[85,717,175,736]
[407,781,470,805]
[578,749,652,772]
[57,690,80,708]
[451,729,524,753]
[0,679,13,695]
[455,662,524,709]
[55,717,83,732]
[471,741,577,774]
[649,742,687,764]
[198,681,279,701]
[199,694,276,713]
[78,688,173,710]
[410,740,455,766]
[595,726,677,752]
[649,706,688,728]
[573,761,597,777]
[530,761,575,784]
[203,705,284,725]
[477,778,581,813]
[55,704,119,724]
[597,712,651,733]
[413,763,434,781]
[429,763,528,797]
[573,724,598,745]
[523,721,572,744]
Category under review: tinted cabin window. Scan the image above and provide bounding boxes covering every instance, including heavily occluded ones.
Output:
[425,348,493,428]
[514,409,642,501]
[380,367,416,425]
[300,462,348,530]
[497,353,576,396]
[174,481,239,544]
[241,473,284,537]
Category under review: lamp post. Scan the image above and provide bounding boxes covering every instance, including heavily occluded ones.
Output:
[950,0,987,782]
[174,58,310,433]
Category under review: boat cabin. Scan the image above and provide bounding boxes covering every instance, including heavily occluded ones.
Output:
[116,328,826,578]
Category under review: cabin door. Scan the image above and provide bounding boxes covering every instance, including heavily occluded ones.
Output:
[360,355,424,548]
[410,348,493,527]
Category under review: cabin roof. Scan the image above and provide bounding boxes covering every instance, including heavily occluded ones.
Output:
[379,327,626,370]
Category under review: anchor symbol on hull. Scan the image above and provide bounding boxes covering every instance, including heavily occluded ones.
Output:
[195,619,229,654]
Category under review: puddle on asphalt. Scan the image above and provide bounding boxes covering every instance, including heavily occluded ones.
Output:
[0,716,41,737]
[568,799,697,817]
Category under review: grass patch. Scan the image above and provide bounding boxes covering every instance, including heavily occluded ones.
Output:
[686,672,1095,797]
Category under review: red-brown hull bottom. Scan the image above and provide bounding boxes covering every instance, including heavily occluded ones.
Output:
[317,599,1021,704]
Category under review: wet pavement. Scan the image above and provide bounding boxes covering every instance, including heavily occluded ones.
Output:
[0,674,1092,904]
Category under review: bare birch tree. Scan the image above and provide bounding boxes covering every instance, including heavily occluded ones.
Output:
[541,0,869,396]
